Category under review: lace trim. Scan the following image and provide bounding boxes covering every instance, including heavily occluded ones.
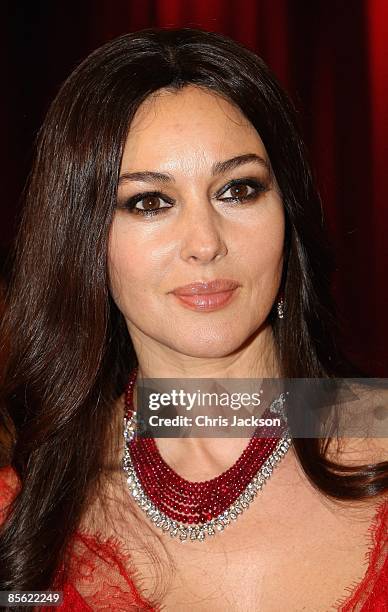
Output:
[68,500,387,612]
[53,530,162,611]
[0,465,386,611]
[331,497,387,611]
[0,464,21,524]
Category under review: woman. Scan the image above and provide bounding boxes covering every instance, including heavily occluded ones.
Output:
[0,27,386,611]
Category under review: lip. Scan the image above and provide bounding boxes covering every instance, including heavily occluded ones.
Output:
[172,290,238,312]
[171,279,241,296]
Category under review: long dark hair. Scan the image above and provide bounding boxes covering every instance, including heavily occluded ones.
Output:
[0,27,386,600]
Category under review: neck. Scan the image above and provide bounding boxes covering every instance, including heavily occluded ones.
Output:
[125,324,283,477]
[132,323,280,383]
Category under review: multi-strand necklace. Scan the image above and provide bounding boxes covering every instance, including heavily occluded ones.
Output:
[122,368,292,542]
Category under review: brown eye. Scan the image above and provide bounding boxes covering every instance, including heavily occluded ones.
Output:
[218,180,265,202]
[139,196,162,211]
[123,193,173,216]
[229,184,250,199]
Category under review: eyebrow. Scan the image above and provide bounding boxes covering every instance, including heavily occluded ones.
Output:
[118,153,270,185]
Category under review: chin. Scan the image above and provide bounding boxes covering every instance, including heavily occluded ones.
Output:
[165,332,247,359]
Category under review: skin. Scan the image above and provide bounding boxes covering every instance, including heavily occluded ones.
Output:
[108,84,286,469]
[109,85,285,382]
[100,86,387,610]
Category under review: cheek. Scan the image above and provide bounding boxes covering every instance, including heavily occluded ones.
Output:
[235,207,285,282]
[108,222,150,306]
[108,202,285,310]
[108,220,173,315]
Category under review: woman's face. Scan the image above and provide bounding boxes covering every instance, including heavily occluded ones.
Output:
[108,85,285,360]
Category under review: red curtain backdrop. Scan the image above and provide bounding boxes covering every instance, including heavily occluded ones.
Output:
[2,0,387,374]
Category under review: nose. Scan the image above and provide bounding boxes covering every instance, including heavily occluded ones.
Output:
[179,199,228,264]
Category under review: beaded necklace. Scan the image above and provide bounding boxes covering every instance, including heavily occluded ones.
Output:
[122,368,292,542]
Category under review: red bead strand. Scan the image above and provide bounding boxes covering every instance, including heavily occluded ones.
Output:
[125,368,285,525]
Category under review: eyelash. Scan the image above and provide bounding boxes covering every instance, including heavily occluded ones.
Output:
[119,178,268,218]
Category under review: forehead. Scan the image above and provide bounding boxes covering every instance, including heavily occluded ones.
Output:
[120,85,268,173]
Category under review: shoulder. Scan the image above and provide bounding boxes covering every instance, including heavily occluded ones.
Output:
[0,465,21,525]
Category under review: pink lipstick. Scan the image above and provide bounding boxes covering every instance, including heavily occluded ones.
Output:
[170,279,240,312]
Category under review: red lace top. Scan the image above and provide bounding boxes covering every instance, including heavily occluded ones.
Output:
[0,466,387,611]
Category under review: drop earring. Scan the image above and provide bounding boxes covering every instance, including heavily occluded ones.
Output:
[277,297,285,319]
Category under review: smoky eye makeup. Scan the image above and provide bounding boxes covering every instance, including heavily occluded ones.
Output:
[116,190,174,217]
[116,173,271,218]
[215,176,269,201]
